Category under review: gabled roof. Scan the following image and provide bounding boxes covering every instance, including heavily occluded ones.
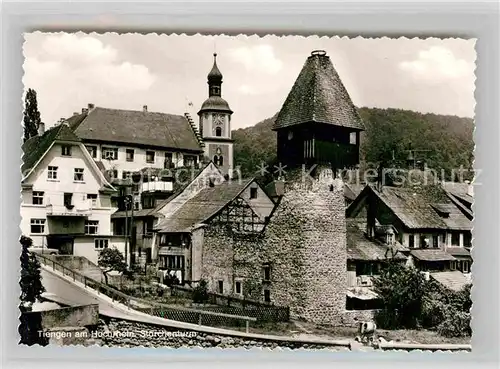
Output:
[430,271,471,292]
[347,185,472,231]
[273,50,364,131]
[347,221,407,261]
[21,123,81,174]
[66,107,203,152]
[21,124,115,192]
[155,178,254,233]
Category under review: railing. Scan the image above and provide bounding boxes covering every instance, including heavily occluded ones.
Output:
[46,201,92,216]
[141,181,173,192]
[35,253,257,332]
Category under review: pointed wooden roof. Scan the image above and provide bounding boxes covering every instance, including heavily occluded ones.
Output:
[273,50,364,131]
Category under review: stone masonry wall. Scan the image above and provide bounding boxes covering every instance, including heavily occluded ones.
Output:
[201,167,347,325]
[263,168,347,324]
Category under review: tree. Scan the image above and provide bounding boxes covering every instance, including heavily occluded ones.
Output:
[372,258,427,329]
[192,279,209,304]
[98,248,128,285]
[19,235,45,312]
[23,88,42,143]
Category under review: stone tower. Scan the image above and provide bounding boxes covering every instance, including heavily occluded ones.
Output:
[261,50,365,323]
[263,169,347,324]
[198,53,234,176]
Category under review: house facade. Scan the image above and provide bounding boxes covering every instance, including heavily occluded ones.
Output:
[346,184,473,274]
[21,123,125,265]
[153,177,274,284]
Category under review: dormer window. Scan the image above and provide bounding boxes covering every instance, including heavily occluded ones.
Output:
[432,204,451,218]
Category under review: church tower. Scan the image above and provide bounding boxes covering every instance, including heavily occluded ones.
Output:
[198,53,234,176]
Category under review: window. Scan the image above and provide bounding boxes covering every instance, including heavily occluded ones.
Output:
[94,239,109,250]
[164,255,184,270]
[48,166,58,180]
[87,194,98,207]
[451,232,460,246]
[30,219,45,234]
[146,151,155,163]
[234,280,242,295]
[142,195,156,209]
[462,261,471,273]
[126,149,135,162]
[433,235,439,248]
[64,193,73,208]
[263,264,271,281]
[86,145,97,158]
[164,153,173,168]
[215,127,222,137]
[102,147,118,160]
[74,168,84,182]
[134,201,140,211]
[264,289,271,303]
[250,187,258,199]
[85,220,99,235]
[349,132,357,145]
[218,280,224,294]
[32,191,44,205]
[184,155,197,167]
[213,155,224,167]
[132,184,140,194]
[409,234,415,248]
[464,232,472,248]
[122,171,131,180]
[61,145,72,156]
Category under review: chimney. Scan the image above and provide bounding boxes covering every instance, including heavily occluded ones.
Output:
[82,107,89,114]
[143,105,148,112]
[88,103,95,110]
[37,122,45,136]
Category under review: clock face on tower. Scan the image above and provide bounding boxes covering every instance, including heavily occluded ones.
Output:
[213,113,224,126]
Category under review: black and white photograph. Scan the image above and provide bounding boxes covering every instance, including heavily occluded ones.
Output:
[19,33,475,351]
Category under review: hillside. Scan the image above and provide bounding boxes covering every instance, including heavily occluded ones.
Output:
[232,107,474,183]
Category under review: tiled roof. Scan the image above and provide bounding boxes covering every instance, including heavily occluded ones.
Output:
[22,123,81,174]
[445,247,472,257]
[373,186,472,231]
[273,51,364,131]
[66,107,203,152]
[410,249,456,262]
[155,179,253,233]
[347,221,407,261]
[430,271,471,292]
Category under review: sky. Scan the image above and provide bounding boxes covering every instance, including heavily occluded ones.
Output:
[23,32,476,130]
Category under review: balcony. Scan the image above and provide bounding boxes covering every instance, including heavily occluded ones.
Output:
[46,200,92,217]
[141,181,174,193]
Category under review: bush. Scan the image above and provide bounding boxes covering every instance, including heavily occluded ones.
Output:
[372,259,427,329]
[193,279,209,304]
[437,309,471,338]
[373,258,472,337]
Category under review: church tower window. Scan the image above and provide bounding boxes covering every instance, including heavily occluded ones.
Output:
[215,127,222,137]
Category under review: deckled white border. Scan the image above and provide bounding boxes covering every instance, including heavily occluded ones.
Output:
[2,0,499,368]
